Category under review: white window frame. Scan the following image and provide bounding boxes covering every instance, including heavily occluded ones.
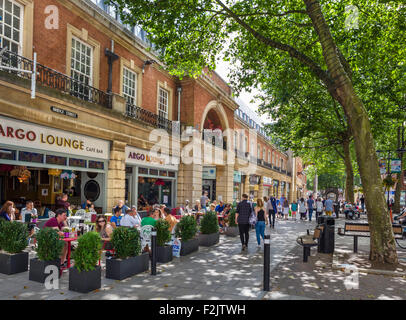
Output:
[158,87,169,119]
[70,36,93,87]
[0,0,24,54]
[122,66,138,105]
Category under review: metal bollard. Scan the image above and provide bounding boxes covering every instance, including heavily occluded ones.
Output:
[263,234,271,291]
[151,228,157,276]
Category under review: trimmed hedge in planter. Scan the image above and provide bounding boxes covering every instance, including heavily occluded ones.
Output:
[106,227,148,280]
[198,211,219,246]
[69,232,101,293]
[29,228,64,283]
[155,219,173,263]
[0,220,29,275]
[176,215,199,256]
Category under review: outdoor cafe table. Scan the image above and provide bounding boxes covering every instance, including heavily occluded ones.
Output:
[61,236,78,270]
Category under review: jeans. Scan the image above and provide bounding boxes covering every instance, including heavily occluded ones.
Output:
[269,210,276,227]
[255,221,265,245]
[308,208,313,221]
[238,224,250,246]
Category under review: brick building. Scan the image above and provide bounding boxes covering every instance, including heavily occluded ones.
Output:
[0,0,301,214]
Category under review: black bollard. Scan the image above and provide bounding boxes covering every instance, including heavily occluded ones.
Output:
[263,234,270,291]
[151,228,157,275]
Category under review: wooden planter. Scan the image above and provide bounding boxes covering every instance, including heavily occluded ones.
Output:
[106,253,149,280]
[225,226,239,237]
[29,258,60,283]
[198,232,220,247]
[180,238,199,256]
[69,266,101,293]
[0,252,28,275]
[156,245,173,263]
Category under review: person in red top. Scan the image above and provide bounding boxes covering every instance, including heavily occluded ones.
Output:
[44,209,69,266]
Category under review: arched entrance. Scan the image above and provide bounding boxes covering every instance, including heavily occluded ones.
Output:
[200,101,232,202]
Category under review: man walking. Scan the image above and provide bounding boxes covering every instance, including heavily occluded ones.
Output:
[267,195,277,228]
[307,195,315,222]
[324,197,334,216]
[235,194,252,251]
[200,191,209,212]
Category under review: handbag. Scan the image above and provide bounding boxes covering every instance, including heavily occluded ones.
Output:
[249,203,257,225]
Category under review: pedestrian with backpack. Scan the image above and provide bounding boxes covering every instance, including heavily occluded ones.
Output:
[267,196,277,229]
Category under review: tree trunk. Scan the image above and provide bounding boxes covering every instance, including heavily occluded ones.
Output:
[343,139,354,204]
[304,0,398,264]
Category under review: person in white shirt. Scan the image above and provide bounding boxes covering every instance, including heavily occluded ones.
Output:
[298,198,307,220]
[121,208,141,228]
[315,198,324,220]
[21,200,38,223]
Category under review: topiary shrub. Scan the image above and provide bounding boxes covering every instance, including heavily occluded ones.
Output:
[110,227,141,259]
[155,219,171,247]
[228,209,237,227]
[175,215,198,242]
[200,211,219,234]
[35,228,64,261]
[0,220,28,253]
[72,232,101,272]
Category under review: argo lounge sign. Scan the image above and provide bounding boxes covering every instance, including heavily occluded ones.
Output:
[0,116,109,160]
[125,146,179,170]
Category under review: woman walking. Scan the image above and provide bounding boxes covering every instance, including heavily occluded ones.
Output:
[283,198,289,220]
[299,198,307,220]
[255,199,268,247]
[315,197,324,221]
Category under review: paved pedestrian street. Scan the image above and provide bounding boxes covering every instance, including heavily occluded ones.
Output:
[1,217,406,300]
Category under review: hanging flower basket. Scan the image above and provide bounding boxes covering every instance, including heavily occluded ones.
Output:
[61,170,77,179]
[383,175,396,189]
[10,166,31,183]
[155,179,165,186]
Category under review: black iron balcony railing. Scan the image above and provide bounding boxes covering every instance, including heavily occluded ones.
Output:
[0,49,111,108]
[273,165,280,171]
[126,102,174,133]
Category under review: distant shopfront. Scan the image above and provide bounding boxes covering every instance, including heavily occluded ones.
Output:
[0,116,110,213]
[233,170,242,201]
[263,176,272,198]
[202,166,216,201]
[249,174,261,200]
[125,146,178,212]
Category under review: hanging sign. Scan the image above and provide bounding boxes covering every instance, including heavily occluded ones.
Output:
[391,159,402,173]
[379,159,387,175]
[233,171,241,183]
[203,166,216,179]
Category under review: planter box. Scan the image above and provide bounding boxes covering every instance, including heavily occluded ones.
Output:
[198,232,220,247]
[156,245,173,263]
[225,226,239,237]
[29,258,60,283]
[106,253,149,280]
[69,266,101,293]
[180,238,199,256]
[0,251,29,275]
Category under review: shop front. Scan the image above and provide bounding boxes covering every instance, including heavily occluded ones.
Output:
[281,181,286,197]
[202,166,216,201]
[233,170,242,201]
[273,180,279,198]
[125,146,178,214]
[263,176,272,198]
[249,174,261,200]
[0,116,110,213]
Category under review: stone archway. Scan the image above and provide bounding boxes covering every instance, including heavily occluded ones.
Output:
[324,188,340,201]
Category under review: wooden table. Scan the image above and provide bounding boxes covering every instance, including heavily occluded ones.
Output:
[61,236,78,270]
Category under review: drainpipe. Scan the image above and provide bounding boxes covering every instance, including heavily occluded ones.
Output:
[105,40,119,107]
[177,86,182,122]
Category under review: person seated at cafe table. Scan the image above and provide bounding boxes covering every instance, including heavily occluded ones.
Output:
[95,214,113,250]
[141,210,157,227]
[56,193,71,214]
[81,199,93,210]
[44,208,69,267]
[215,201,225,214]
[164,207,178,232]
[0,200,17,221]
[121,208,141,228]
[110,207,122,228]
[21,200,38,223]
[113,199,130,215]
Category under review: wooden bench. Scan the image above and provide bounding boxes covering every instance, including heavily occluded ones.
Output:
[296,226,324,262]
[338,222,403,253]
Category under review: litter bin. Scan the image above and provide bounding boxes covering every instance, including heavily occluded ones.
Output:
[318,217,335,254]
